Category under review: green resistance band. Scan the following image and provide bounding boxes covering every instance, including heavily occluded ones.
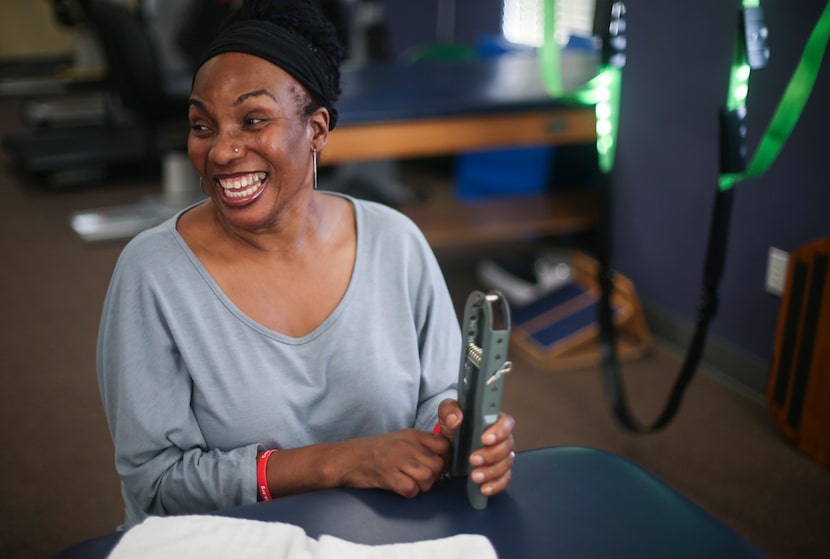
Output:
[721,0,830,190]
[539,0,623,174]
[541,0,830,181]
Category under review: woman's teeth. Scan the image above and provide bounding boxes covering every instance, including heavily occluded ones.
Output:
[218,172,267,198]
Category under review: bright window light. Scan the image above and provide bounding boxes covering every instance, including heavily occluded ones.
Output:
[502,0,595,47]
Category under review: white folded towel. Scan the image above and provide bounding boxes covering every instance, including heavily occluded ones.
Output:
[315,533,497,559]
[107,515,498,559]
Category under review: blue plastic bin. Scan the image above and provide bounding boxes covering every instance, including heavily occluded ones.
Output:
[454,36,556,201]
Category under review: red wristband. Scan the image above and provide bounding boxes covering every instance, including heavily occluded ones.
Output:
[257,449,277,502]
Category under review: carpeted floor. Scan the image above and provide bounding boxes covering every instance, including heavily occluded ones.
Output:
[0,97,827,559]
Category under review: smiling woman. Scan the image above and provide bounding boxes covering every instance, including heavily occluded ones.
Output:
[187,54,321,215]
[95,0,516,531]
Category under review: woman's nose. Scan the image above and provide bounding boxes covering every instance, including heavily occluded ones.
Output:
[211,132,243,164]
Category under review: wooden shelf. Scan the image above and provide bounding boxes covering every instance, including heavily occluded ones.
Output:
[399,187,599,249]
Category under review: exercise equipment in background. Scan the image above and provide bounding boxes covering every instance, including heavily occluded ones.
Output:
[540,0,829,432]
[2,0,227,190]
[66,0,202,242]
[507,250,649,373]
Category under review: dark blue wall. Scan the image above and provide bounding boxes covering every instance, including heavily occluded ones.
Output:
[612,0,830,368]
[382,0,830,383]
[382,0,502,55]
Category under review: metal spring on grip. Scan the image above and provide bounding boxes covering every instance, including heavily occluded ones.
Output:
[467,342,483,367]
[466,343,512,384]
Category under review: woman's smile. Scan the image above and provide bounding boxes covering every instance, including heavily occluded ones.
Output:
[216,171,269,207]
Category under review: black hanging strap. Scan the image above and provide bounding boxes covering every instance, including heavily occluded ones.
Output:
[596,167,734,433]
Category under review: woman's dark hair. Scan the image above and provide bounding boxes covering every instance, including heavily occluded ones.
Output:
[225,0,344,117]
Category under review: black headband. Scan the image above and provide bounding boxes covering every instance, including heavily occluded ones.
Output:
[195,20,339,130]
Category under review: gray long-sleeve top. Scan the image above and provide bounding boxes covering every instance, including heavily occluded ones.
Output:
[97,195,461,528]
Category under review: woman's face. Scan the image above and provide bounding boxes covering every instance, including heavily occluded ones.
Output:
[188,52,328,231]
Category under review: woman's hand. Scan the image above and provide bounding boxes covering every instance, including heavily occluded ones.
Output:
[436,398,516,497]
[335,429,451,498]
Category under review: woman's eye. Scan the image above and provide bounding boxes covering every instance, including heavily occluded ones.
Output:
[190,123,209,133]
[245,117,265,126]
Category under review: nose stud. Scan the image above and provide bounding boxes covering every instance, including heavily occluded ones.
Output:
[233,147,239,154]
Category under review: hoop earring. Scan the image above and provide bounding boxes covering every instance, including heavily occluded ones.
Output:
[312,147,318,190]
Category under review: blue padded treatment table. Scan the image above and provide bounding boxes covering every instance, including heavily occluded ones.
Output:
[322,53,598,164]
[51,446,767,559]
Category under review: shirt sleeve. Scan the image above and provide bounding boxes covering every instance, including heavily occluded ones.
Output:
[96,235,259,526]
[407,224,461,431]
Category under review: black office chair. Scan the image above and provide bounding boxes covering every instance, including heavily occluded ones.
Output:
[68,0,202,242]
[81,0,190,166]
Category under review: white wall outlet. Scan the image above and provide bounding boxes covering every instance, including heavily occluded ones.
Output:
[765,247,790,296]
